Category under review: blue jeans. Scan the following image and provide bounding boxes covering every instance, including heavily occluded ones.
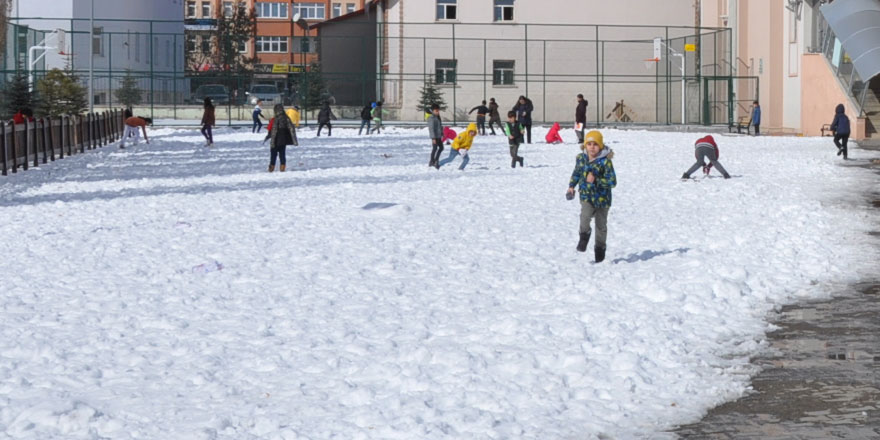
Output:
[270,145,287,166]
[358,119,371,135]
[438,148,469,170]
[252,119,262,133]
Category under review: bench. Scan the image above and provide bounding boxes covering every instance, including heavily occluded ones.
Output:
[729,116,751,134]
[820,124,833,136]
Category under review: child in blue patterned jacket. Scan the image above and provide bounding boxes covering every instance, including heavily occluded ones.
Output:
[566,130,617,262]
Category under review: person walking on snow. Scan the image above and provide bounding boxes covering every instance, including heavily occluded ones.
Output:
[567,130,616,262]
[830,103,851,160]
[316,101,337,137]
[437,123,477,170]
[264,104,298,172]
[751,100,761,136]
[681,135,731,179]
[358,103,373,135]
[487,97,504,135]
[427,103,444,168]
[512,95,534,144]
[575,93,588,144]
[468,100,490,135]
[369,101,387,134]
[201,97,215,147]
[252,99,267,133]
[119,116,153,148]
[504,111,525,168]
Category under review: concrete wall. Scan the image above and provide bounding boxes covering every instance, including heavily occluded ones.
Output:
[801,53,865,139]
[318,9,377,106]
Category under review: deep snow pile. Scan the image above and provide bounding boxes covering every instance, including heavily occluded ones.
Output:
[0,125,876,439]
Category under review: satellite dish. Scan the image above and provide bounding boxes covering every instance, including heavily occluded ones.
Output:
[292,13,301,22]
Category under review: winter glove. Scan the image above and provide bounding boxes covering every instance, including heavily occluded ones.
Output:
[459,149,468,157]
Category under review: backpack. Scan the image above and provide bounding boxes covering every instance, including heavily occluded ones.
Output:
[361,106,372,120]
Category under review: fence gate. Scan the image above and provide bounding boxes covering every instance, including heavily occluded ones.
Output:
[702,76,733,126]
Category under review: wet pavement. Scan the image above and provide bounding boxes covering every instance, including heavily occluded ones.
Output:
[673,142,880,439]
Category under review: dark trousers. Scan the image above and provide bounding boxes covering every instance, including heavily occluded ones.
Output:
[834,133,849,159]
[429,139,444,166]
[476,117,486,135]
[201,124,213,143]
[523,123,532,143]
[317,122,332,136]
[358,119,371,135]
[270,145,287,166]
[252,119,262,133]
[509,143,523,167]
[488,118,504,135]
[752,124,760,136]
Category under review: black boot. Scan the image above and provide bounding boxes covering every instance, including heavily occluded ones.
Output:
[576,232,590,252]
[518,157,524,167]
[511,158,516,168]
[595,246,606,263]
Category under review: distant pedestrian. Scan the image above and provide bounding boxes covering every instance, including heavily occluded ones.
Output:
[119,116,153,148]
[201,97,215,147]
[512,96,534,144]
[504,111,524,168]
[316,101,337,137]
[264,104,298,172]
[681,135,731,179]
[575,93,588,144]
[830,103,850,160]
[252,99,266,133]
[567,130,616,262]
[751,100,761,136]
[437,123,477,170]
[427,103,444,168]
[468,100,489,135]
[369,101,387,134]
[487,98,504,135]
[358,103,373,135]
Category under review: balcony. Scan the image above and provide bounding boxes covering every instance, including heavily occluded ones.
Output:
[184,18,218,31]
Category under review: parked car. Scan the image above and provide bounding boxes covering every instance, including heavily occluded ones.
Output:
[192,84,230,105]
[246,84,283,106]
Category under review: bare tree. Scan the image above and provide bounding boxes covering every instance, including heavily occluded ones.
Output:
[0,0,12,52]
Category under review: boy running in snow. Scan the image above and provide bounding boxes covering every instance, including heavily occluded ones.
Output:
[504,111,525,168]
[681,135,731,179]
[119,116,153,148]
[252,99,266,133]
[468,100,490,135]
[437,123,477,170]
[427,104,444,168]
[487,98,504,135]
[830,103,850,160]
[567,130,616,262]
[358,103,372,135]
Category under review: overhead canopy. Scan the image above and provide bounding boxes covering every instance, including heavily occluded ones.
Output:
[821,0,880,81]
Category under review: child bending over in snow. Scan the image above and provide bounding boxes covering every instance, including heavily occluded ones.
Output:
[567,130,616,262]
[681,135,730,179]
[437,123,477,170]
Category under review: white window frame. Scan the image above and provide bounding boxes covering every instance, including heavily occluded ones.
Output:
[256,36,289,53]
[436,0,457,21]
[435,59,457,85]
[332,3,342,18]
[493,60,515,85]
[201,1,211,17]
[346,3,355,13]
[223,1,234,17]
[186,1,197,17]
[494,0,514,22]
[293,3,326,20]
[92,27,103,57]
[257,2,289,19]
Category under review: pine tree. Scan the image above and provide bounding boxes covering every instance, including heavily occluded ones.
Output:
[300,61,327,112]
[114,70,142,109]
[215,1,257,74]
[2,72,34,119]
[416,78,446,114]
[35,68,87,117]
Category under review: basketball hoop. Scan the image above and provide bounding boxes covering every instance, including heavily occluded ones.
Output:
[643,58,659,70]
[56,29,67,55]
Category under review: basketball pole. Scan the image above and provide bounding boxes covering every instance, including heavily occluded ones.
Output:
[88,0,94,113]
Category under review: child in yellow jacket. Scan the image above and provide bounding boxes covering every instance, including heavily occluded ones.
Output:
[437,123,477,170]
[285,106,300,127]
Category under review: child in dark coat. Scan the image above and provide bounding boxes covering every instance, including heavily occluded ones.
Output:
[830,104,851,160]
[264,104,298,172]
[504,111,525,168]
[201,98,215,147]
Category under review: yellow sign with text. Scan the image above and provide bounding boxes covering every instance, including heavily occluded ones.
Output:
[272,64,290,74]
[684,44,696,52]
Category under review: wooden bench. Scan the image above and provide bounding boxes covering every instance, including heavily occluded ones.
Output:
[821,124,833,136]
[729,115,751,134]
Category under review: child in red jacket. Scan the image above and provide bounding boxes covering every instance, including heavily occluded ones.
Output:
[681,135,730,179]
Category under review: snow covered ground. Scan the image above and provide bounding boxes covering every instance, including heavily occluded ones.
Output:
[0,125,877,439]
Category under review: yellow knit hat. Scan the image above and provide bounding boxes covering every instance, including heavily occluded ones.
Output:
[583,130,604,149]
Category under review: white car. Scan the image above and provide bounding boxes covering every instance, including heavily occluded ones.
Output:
[247,85,282,105]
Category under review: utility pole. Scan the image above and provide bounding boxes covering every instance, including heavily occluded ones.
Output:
[88,0,94,112]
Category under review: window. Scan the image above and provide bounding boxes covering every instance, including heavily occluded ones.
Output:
[493,60,514,85]
[256,36,288,52]
[257,2,289,19]
[332,3,342,17]
[238,39,247,53]
[127,31,132,59]
[92,27,103,56]
[223,1,233,16]
[201,1,211,17]
[435,59,457,84]
[186,35,197,52]
[292,36,314,53]
[153,36,159,62]
[346,3,355,13]
[293,3,326,19]
[135,33,140,62]
[201,36,211,53]
[494,0,514,22]
[186,1,196,17]
[436,0,456,20]
[166,39,171,67]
